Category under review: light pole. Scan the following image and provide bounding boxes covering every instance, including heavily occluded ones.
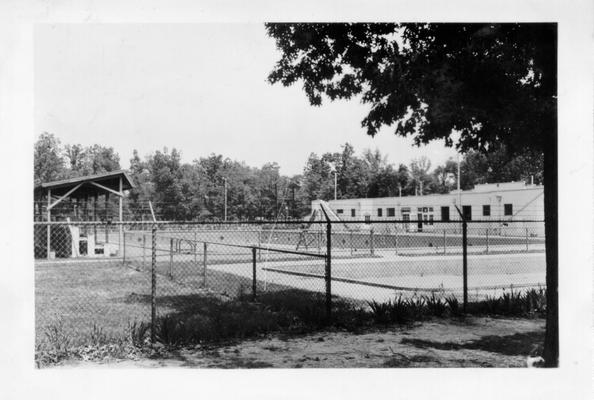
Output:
[222,177,227,221]
[457,153,462,211]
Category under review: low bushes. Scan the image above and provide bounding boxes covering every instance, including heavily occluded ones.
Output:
[367,287,546,324]
[36,287,546,366]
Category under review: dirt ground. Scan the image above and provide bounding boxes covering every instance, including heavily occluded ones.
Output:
[57,317,544,368]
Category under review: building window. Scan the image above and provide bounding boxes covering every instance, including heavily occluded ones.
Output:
[387,208,395,217]
[351,209,356,217]
[429,207,434,212]
[441,206,450,222]
[504,204,513,216]
[483,205,491,216]
[401,207,411,213]
[377,208,383,217]
[429,215,434,225]
[336,209,343,214]
[462,205,472,221]
[417,207,423,212]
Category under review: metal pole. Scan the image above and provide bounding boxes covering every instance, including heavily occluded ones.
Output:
[169,238,173,278]
[202,242,208,287]
[462,220,468,313]
[119,176,123,256]
[46,189,51,260]
[194,231,197,266]
[151,224,157,343]
[325,222,332,321]
[258,229,262,261]
[252,247,257,301]
[458,153,462,234]
[223,177,227,222]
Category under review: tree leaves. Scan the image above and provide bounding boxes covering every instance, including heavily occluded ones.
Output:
[266,23,556,154]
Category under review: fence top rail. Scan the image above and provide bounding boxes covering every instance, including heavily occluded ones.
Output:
[34,219,545,226]
[190,239,328,259]
[34,220,330,226]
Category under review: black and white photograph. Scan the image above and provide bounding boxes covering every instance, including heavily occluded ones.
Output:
[32,21,559,368]
[1,1,593,399]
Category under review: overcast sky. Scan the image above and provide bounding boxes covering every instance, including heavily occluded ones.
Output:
[35,24,459,175]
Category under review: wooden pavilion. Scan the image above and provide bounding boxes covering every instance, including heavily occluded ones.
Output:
[34,170,135,259]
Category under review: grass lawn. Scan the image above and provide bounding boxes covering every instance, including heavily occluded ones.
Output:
[35,259,300,346]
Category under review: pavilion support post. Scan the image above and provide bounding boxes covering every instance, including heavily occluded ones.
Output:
[46,189,51,260]
[93,194,98,239]
[105,193,109,243]
[119,176,123,256]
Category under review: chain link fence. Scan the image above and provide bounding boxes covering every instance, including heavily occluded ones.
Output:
[35,219,546,344]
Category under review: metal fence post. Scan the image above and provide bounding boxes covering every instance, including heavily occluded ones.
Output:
[151,224,157,343]
[123,230,126,263]
[169,238,173,278]
[202,242,208,287]
[462,221,468,313]
[194,231,197,266]
[252,247,257,301]
[258,229,262,261]
[370,228,374,256]
[325,222,332,321]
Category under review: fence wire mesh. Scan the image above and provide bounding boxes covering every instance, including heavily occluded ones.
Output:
[35,219,546,345]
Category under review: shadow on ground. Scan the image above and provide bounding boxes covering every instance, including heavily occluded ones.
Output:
[401,330,544,356]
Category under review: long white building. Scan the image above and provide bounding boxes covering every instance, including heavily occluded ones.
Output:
[310,181,544,235]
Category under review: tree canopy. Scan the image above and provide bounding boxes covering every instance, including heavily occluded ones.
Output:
[266,23,556,155]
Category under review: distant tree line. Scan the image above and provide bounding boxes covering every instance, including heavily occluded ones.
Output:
[34,132,543,221]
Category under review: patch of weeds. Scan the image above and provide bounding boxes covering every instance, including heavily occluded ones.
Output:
[128,320,151,347]
[424,294,447,317]
[467,287,546,317]
[36,320,146,368]
[445,296,461,317]
[35,318,72,367]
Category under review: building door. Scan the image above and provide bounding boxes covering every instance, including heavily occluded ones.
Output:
[417,213,423,232]
[441,206,450,222]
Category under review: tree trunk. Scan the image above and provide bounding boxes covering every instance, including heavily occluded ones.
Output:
[542,131,558,367]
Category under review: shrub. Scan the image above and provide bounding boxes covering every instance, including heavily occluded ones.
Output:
[424,294,447,317]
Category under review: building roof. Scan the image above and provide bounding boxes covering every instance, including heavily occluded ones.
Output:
[34,170,135,199]
[314,181,542,205]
